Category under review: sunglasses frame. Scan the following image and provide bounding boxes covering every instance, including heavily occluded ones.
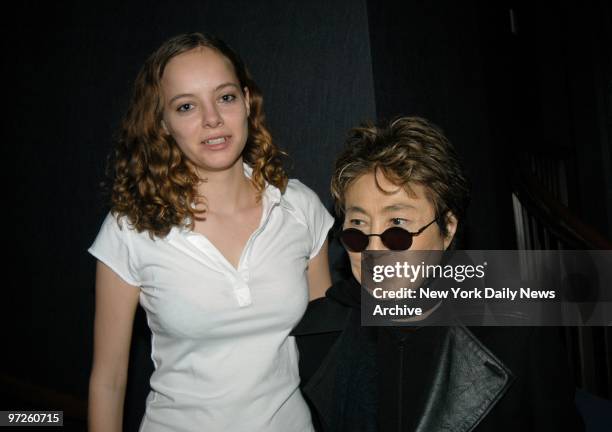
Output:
[340,218,438,252]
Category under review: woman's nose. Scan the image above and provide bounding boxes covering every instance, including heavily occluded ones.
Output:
[202,105,223,128]
[368,235,386,251]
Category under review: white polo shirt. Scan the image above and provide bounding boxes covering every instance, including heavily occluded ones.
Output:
[88,171,334,432]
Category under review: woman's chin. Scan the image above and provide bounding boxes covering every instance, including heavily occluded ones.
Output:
[191,153,244,174]
[351,268,361,284]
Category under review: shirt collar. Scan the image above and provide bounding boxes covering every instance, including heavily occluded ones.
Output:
[242,162,282,206]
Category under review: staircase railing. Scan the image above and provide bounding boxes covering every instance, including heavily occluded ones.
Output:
[512,152,612,398]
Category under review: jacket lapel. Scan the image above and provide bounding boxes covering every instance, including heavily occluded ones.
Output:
[415,325,513,432]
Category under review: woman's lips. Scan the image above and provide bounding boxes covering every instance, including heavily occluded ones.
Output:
[202,135,230,150]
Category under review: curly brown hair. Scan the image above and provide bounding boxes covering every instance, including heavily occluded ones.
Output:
[105,33,288,238]
[331,116,470,246]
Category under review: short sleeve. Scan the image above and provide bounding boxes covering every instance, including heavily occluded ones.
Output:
[87,212,141,286]
[284,179,335,259]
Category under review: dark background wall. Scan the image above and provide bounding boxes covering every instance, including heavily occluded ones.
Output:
[2,0,610,426]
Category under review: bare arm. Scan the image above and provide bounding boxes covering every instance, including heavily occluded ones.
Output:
[88,261,140,432]
[307,239,332,300]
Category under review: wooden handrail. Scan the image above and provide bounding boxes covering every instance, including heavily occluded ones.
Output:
[513,169,612,250]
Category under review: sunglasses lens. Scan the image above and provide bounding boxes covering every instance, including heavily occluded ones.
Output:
[340,229,369,252]
[381,227,413,250]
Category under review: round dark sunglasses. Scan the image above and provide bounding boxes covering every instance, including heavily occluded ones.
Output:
[340,218,438,252]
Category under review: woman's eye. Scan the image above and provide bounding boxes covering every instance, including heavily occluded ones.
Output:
[390,217,408,226]
[220,94,236,103]
[177,103,194,112]
[349,219,366,226]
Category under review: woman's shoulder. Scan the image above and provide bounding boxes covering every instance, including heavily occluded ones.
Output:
[93,210,156,248]
[98,210,138,233]
[283,178,322,206]
[281,178,329,220]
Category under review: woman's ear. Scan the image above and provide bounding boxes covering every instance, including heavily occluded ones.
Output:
[161,119,170,135]
[243,86,251,117]
[443,211,458,250]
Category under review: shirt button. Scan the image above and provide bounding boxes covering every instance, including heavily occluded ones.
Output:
[239,269,249,282]
[235,285,252,307]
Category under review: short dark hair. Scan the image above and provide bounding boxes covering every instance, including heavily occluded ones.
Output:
[331,116,470,247]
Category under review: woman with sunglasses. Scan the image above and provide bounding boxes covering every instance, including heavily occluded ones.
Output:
[293,116,583,431]
[87,33,333,432]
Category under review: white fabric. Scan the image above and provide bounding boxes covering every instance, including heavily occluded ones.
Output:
[87,168,334,432]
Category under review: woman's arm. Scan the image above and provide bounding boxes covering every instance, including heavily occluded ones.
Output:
[307,239,332,300]
[88,260,140,432]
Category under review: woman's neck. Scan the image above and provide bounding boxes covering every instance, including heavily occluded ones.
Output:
[194,158,257,214]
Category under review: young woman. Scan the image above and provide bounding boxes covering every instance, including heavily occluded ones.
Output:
[88,33,333,432]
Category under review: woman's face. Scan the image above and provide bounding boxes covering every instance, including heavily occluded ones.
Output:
[343,170,457,282]
[160,47,250,174]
